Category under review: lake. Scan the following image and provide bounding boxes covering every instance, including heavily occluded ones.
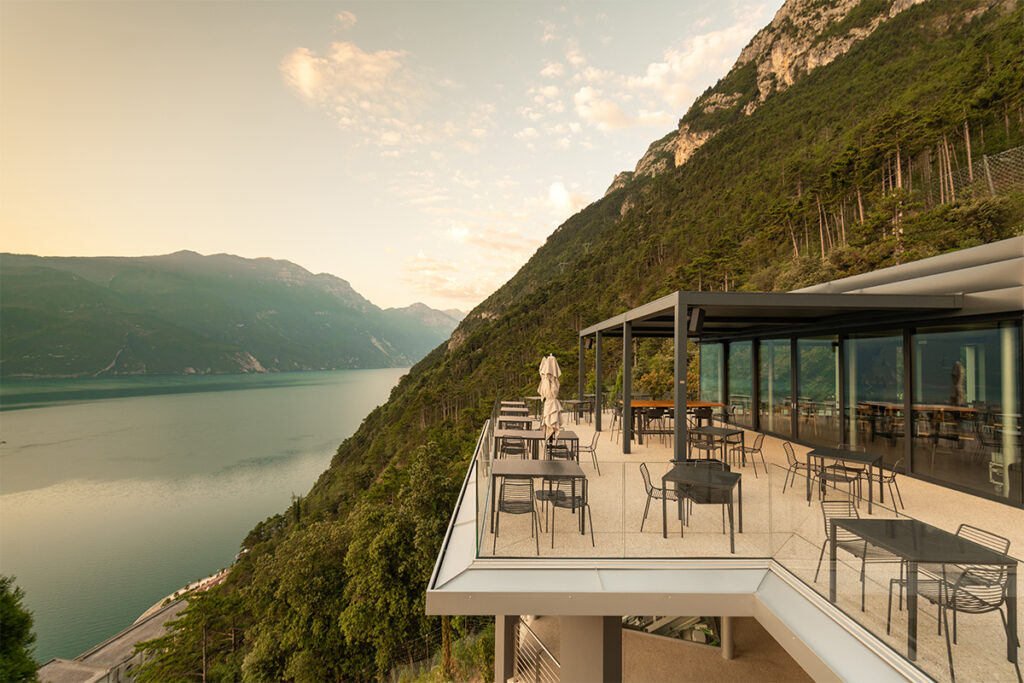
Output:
[0,369,406,664]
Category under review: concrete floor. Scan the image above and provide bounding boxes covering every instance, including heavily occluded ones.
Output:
[483,411,1024,682]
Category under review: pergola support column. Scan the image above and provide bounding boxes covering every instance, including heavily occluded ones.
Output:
[595,333,603,432]
[623,321,632,454]
[494,615,517,683]
[674,294,688,462]
[560,616,622,683]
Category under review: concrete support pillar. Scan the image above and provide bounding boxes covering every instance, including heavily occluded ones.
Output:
[494,615,517,683]
[560,616,622,683]
[721,615,735,660]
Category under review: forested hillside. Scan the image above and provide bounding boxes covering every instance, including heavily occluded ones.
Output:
[135,1,1023,679]
[0,251,461,376]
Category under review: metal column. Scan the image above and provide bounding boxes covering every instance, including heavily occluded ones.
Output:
[623,321,633,454]
[578,336,585,404]
[674,294,688,462]
[595,333,603,432]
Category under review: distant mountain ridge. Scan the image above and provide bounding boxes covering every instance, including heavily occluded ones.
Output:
[0,251,462,377]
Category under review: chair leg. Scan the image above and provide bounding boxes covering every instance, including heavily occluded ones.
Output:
[493,507,500,553]
[640,493,652,532]
[891,479,904,509]
[943,605,955,683]
[860,558,866,612]
[886,579,895,635]
[814,539,827,583]
[533,507,540,556]
[587,504,595,547]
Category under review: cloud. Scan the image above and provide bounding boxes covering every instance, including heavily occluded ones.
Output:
[627,21,762,108]
[539,20,558,43]
[540,61,565,78]
[335,10,357,30]
[573,86,633,130]
[547,181,589,217]
[565,46,586,67]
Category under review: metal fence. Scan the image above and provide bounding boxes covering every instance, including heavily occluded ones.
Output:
[929,144,1024,205]
[513,618,560,683]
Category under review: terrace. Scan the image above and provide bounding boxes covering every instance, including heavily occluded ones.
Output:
[427,237,1023,682]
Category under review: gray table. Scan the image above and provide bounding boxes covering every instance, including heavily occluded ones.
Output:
[806,446,882,513]
[830,518,1017,664]
[561,398,592,424]
[500,406,529,416]
[490,459,587,535]
[662,464,742,553]
[495,428,578,459]
[689,426,744,464]
[497,416,535,430]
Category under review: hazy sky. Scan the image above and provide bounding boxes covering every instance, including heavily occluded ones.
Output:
[2,1,781,310]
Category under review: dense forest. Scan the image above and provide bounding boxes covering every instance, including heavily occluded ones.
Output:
[134,1,1023,680]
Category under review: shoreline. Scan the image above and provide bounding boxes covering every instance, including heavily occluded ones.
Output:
[134,567,231,625]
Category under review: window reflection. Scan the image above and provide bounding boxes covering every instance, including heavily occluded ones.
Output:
[699,344,723,403]
[798,337,838,446]
[846,332,904,469]
[912,322,1021,502]
[759,339,792,437]
[728,342,753,429]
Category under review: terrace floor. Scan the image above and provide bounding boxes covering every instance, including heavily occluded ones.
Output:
[479,410,1024,683]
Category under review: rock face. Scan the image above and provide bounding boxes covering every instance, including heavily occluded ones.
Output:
[615,0,928,187]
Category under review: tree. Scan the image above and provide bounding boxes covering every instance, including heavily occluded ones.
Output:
[0,576,38,683]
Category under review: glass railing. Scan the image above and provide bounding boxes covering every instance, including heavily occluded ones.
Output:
[468,420,1022,682]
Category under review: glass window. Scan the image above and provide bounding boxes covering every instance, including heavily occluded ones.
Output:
[699,344,723,403]
[911,321,1021,503]
[798,337,839,446]
[846,331,904,469]
[759,339,792,437]
[728,341,753,429]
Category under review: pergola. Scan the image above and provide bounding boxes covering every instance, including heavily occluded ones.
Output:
[578,290,963,461]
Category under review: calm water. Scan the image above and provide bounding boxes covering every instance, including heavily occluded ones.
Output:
[0,369,406,663]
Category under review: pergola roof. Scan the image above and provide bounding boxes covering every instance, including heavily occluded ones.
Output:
[579,291,964,341]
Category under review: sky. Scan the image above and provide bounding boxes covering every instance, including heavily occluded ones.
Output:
[1,1,782,311]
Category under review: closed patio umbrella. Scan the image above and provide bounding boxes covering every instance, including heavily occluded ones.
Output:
[538,354,562,440]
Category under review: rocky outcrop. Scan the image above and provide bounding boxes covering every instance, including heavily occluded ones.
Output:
[606,0,929,194]
[736,0,927,111]
[604,171,634,196]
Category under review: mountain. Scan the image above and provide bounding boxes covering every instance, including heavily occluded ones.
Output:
[133,0,1023,679]
[0,251,460,377]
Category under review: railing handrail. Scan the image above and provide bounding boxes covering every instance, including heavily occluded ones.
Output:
[518,617,559,666]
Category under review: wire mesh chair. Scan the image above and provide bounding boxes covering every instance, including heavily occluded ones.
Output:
[866,457,905,510]
[578,431,601,475]
[781,441,816,495]
[886,525,1014,683]
[639,462,677,532]
[814,500,899,611]
[546,440,577,462]
[677,459,732,534]
[730,432,767,477]
[498,436,527,459]
[493,478,540,555]
[544,479,594,549]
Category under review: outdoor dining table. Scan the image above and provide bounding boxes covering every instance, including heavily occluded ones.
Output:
[829,518,1018,665]
[497,416,535,430]
[494,428,579,460]
[501,400,527,407]
[661,464,742,553]
[623,400,726,444]
[689,425,745,464]
[806,446,883,513]
[490,459,587,535]
[500,405,529,416]
[561,398,592,424]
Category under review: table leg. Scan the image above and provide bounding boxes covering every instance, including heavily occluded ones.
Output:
[662,479,667,539]
[1007,564,1017,663]
[806,453,812,503]
[728,500,734,554]
[829,521,837,602]
[490,474,497,534]
[907,561,918,661]
[738,479,743,533]
[868,461,875,514]
[877,460,884,506]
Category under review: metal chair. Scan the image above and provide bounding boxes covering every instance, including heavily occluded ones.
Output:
[814,500,899,611]
[638,463,678,532]
[781,441,816,495]
[677,459,732,535]
[546,440,577,462]
[578,431,601,475]
[544,479,594,548]
[866,457,905,510]
[498,436,527,459]
[493,478,540,555]
[730,432,767,477]
[886,525,1014,683]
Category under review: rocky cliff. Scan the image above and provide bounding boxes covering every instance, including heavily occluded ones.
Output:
[619,0,929,186]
